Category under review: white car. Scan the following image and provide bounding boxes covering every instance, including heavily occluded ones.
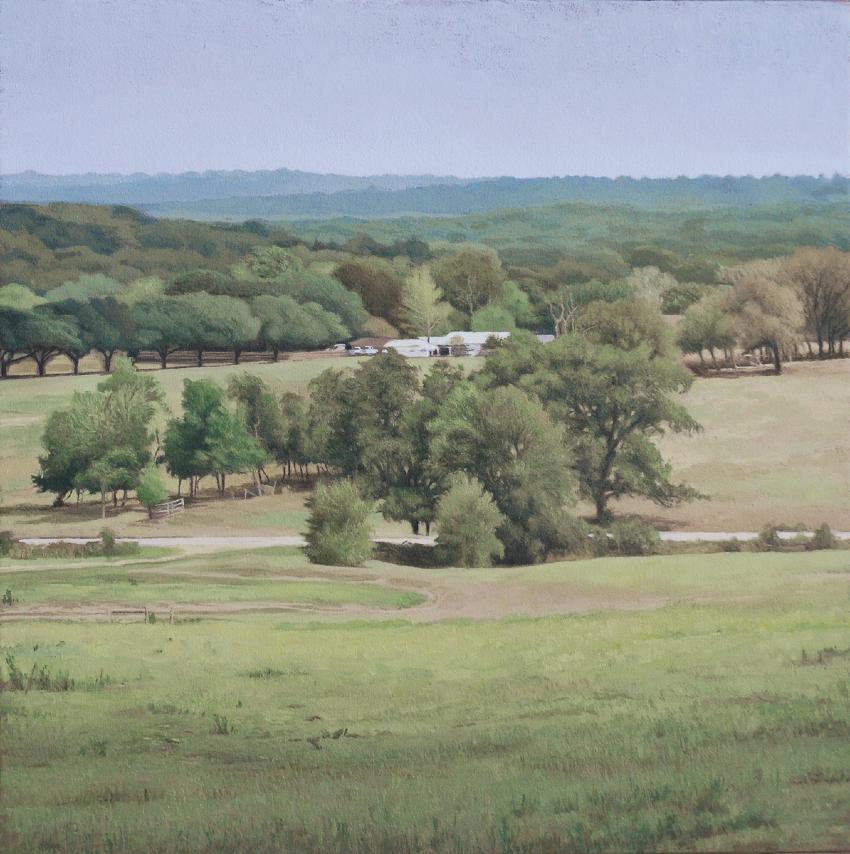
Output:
[348,346,379,356]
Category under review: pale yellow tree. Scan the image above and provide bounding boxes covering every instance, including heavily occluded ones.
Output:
[780,247,850,357]
[400,266,452,340]
[724,260,803,373]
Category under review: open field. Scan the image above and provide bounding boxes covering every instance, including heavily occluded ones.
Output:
[2,357,848,534]
[2,547,850,851]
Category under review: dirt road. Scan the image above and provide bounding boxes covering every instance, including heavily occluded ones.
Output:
[18,531,850,552]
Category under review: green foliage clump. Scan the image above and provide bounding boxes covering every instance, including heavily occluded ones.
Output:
[0,531,12,556]
[756,524,782,552]
[605,517,661,556]
[808,523,836,551]
[304,480,375,567]
[435,474,506,567]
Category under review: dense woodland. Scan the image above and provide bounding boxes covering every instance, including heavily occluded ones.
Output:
[1,200,848,378]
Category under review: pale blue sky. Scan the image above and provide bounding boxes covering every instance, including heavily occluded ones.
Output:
[2,0,848,177]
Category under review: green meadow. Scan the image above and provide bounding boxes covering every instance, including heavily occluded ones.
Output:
[2,548,850,852]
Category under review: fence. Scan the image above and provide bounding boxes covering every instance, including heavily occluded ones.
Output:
[151,498,184,519]
[108,607,176,623]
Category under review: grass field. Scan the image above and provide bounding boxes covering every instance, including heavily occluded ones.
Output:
[2,357,848,534]
[2,547,850,852]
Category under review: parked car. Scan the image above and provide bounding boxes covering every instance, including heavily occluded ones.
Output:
[348,346,379,356]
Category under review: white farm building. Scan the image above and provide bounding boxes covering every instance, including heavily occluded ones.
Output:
[384,331,512,358]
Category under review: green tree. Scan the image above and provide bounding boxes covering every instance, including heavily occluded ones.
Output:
[480,332,702,522]
[303,480,374,566]
[176,292,260,365]
[252,294,347,358]
[163,379,267,495]
[429,383,579,564]
[274,270,367,336]
[471,304,516,331]
[678,290,737,366]
[136,465,169,518]
[34,359,165,507]
[132,296,198,369]
[76,447,141,518]
[333,257,405,324]
[227,373,288,481]
[432,247,506,317]
[581,298,675,359]
[0,308,34,378]
[0,283,46,311]
[245,246,303,279]
[435,474,506,567]
[45,274,123,303]
[21,307,83,376]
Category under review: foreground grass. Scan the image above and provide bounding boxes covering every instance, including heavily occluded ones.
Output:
[2,550,850,852]
[0,548,425,612]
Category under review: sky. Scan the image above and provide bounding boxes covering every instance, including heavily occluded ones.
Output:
[1,0,848,178]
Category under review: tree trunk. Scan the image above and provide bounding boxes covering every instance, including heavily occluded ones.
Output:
[594,491,608,523]
[70,356,81,375]
[160,350,168,370]
[35,354,47,376]
[101,491,107,519]
[771,342,782,374]
[197,349,204,367]
[103,351,114,373]
[411,520,420,535]
[234,350,241,365]
[272,346,280,362]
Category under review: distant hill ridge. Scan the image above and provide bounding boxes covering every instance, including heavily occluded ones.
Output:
[0,167,475,204]
[2,170,847,220]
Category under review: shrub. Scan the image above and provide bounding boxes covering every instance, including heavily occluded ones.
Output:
[808,523,836,551]
[721,538,742,552]
[0,531,13,556]
[100,528,117,557]
[304,480,374,566]
[435,474,506,567]
[756,524,782,552]
[607,518,661,556]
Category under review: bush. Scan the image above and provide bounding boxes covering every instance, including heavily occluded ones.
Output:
[0,531,13,556]
[756,524,782,552]
[606,518,661,556]
[100,528,117,557]
[435,474,506,567]
[304,480,374,566]
[721,538,742,552]
[808,523,836,551]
